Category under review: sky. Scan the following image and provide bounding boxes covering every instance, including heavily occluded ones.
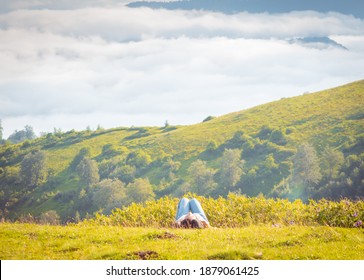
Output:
[1,0,364,138]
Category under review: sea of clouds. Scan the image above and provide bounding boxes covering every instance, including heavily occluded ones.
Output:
[1,0,364,136]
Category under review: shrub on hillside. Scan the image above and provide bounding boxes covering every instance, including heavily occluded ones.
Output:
[39,210,60,225]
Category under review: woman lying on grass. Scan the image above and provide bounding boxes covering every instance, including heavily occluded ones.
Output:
[174,198,211,228]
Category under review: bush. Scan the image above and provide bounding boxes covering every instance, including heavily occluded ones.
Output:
[18,213,36,224]
[269,129,287,146]
[39,210,60,225]
[203,116,216,122]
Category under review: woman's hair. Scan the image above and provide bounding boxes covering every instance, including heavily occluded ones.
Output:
[191,219,203,229]
[180,219,190,228]
[180,218,203,229]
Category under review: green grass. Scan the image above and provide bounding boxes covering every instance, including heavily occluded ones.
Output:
[1,223,363,260]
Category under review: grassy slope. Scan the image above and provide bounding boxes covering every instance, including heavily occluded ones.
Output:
[145,79,364,153]
[1,223,363,260]
[37,79,364,172]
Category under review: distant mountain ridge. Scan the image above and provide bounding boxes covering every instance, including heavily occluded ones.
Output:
[127,0,364,18]
[288,37,348,50]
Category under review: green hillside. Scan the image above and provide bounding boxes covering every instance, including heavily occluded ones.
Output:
[1,79,363,222]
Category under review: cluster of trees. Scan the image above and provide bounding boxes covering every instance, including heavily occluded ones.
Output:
[68,146,247,218]
[8,125,36,144]
[20,150,48,189]
[0,121,36,144]
[168,127,363,203]
[68,146,156,217]
[271,143,334,199]
[181,149,243,197]
[0,143,158,222]
[0,148,50,222]
[0,120,105,146]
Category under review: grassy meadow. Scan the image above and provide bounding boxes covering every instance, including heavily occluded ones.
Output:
[1,223,363,260]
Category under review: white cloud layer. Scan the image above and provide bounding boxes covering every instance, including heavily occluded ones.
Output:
[1,7,364,40]
[0,4,364,137]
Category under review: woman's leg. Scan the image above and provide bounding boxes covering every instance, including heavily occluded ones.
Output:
[175,198,190,220]
[189,198,209,222]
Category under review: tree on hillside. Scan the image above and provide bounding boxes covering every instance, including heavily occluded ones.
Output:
[269,129,287,146]
[92,178,126,213]
[256,125,274,140]
[8,125,36,144]
[321,153,364,199]
[25,125,35,139]
[160,157,181,181]
[219,149,244,192]
[291,143,322,198]
[202,116,215,122]
[76,157,100,188]
[110,164,136,184]
[320,146,344,180]
[98,158,119,179]
[188,159,217,195]
[74,188,93,214]
[126,150,152,169]
[126,178,155,204]
[20,150,48,188]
